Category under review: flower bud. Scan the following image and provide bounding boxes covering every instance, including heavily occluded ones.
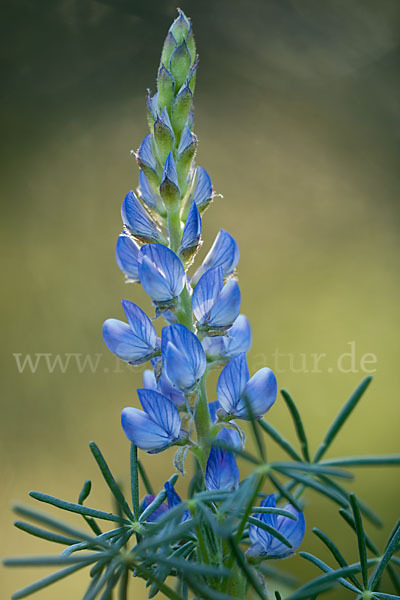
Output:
[157,65,174,112]
[159,152,180,211]
[154,108,175,165]
[169,41,192,91]
[171,84,192,135]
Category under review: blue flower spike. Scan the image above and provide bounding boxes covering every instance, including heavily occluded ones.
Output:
[164,481,191,521]
[191,229,240,286]
[121,389,182,453]
[115,234,140,281]
[121,191,166,244]
[217,353,277,420]
[102,300,160,364]
[140,495,169,522]
[202,314,252,361]
[205,428,240,491]
[161,324,206,392]
[179,200,202,262]
[138,243,185,312]
[192,266,241,334]
[247,494,305,561]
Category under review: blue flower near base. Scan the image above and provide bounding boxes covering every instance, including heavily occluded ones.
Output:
[247,494,305,560]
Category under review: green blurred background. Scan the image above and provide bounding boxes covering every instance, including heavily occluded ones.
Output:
[1,0,399,597]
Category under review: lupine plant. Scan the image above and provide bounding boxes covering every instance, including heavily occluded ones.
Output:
[6,10,400,600]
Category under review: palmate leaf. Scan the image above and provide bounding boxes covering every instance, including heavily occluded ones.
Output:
[312,527,361,588]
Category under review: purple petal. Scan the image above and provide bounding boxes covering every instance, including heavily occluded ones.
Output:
[121,407,175,452]
[192,229,240,285]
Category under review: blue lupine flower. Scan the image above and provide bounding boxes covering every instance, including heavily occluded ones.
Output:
[179,201,202,260]
[138,244,185,308]
[192,229,240,285]
[115,234,140,281]
[121,191,166,244]
[164,481,191,521]
[217,353,277,419]
[140,494,169,522]
[103,300,159,364]
[192,266,241,333]
[161,324,206,391]
[247,494,305,560]
[187,166,213,212]
[202,314,252,360]
[121,389,182,453]
[205,428,240,491]
[142,364,186,410]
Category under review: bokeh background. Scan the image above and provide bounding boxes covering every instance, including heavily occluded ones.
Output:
[1,0,399,597]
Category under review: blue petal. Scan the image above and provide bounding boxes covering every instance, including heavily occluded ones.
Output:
[177,125,196,157]
[254,494,278,529]
[217,353,249,415]
[158,370,186,409]
[121,299,158,352]
[217,427,242,450]
[121,407,175,452]
[138,170,159,210]
[140,494,168,522]
[179,201,202,257]
[205,445,239,491]
[188,166,212,209]
[142,368,157,390]
[160,106,174,131]
[162,324,206,390]
[192,229,240,285]
[207,279,241,329]
[146,92,159,122]
[115,234,140,280]
[164,482,191,521]
[137,388,181,441]
[121,191,164,242]
[224,315,252,357]
[208,401,220,423]
[137,134,158,173]
[138,244,185,302]
[241,368,277,418]
[192,267,223,324]
[274,506,305,555]
[161,152,179,189]
[103,304,158,364]
[163,341,196,390]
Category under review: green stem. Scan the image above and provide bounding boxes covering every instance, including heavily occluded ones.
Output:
[178,285,193,331]
[168,209,181,253]
[194,376,212,471]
